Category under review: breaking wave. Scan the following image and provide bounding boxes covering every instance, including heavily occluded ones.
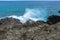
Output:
[0,8,60,23]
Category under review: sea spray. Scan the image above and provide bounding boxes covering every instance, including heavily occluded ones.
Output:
[0,8,60,23]
[19,8,59,23]
[8,8,52,23]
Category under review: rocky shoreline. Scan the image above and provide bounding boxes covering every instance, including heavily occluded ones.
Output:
[0,16,60,40]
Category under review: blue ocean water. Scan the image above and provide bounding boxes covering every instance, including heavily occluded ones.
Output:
[0,1,60,23]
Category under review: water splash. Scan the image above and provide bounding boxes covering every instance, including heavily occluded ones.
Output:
[1,8,60,23]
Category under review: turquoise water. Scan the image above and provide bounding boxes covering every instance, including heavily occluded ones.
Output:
[0,1,60,23]
[0,1,39,17]
[0,5,25,17]
[0,1,60,17]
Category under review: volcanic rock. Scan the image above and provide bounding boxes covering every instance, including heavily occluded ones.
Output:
[0,17,60,40]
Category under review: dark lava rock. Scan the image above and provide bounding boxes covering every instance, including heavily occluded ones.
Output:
[47,15,60,25]
[58,11,60,13]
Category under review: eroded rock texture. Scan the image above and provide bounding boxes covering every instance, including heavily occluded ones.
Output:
[0,17,60,40]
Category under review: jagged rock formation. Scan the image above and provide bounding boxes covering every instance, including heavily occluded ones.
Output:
[0,17,60,40]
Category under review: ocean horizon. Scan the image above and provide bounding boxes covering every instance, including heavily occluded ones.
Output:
[0,1,60,23]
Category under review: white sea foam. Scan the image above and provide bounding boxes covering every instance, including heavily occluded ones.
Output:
[0,8,60,23]
[8,8,50,23]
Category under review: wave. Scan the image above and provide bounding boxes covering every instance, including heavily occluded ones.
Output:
[0,8,60,23]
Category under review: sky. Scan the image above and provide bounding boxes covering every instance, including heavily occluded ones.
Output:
[0,0,60,1]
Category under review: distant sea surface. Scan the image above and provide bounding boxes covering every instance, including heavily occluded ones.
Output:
[0,1,60,23]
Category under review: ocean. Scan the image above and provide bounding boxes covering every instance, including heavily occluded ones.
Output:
[0,1,60,23]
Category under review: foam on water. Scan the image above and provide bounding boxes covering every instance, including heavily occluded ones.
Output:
[0,8,60,23]
[8,8,49,23]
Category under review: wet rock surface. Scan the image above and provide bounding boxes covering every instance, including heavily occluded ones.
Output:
[0,17,60,40]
